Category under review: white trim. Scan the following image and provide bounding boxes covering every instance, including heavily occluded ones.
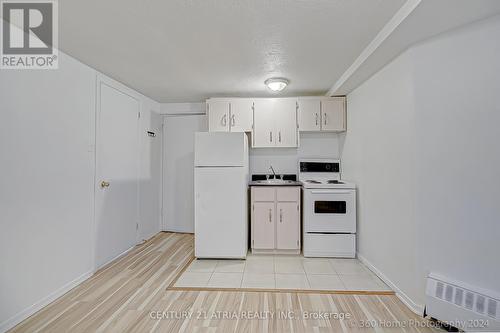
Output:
[0,270,93,333]
[327,0,421,96]
[161,227,194,234]
[357,253,425,316]
[1,243,136,332]
[94,244,135,271]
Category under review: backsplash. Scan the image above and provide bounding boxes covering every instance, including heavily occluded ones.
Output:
[249,132,340,174]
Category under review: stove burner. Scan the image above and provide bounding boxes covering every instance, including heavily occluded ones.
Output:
[306,180,321,184]
[327,180,344,184]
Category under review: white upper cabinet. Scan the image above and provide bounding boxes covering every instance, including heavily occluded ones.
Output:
[252,98,298,148]
[207,99,253,133]
[230,99,253,132]
[252,99,275,147]
[207,100,230,132]
[207,96,345,146]
[297,99,321,131]
[298,97,346,132]
[321,98,346,131]
[273,99,298,147]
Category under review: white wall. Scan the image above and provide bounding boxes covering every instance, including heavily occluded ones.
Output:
[341,49,419,309]
[413,16,500,303]
[0,52,97,330]
[250,132,340,175]
[162,114,207,233]
[0,52,162,331]
[341,15,500,312]
[138,99,163,241]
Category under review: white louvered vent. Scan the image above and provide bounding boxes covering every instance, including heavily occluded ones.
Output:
[426,274,500,332]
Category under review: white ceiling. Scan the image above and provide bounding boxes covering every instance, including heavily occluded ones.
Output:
[330,0,500,95]
[59,0,500,103]
[59,0,405,102]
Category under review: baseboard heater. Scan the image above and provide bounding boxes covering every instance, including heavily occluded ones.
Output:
[426,273,500,332]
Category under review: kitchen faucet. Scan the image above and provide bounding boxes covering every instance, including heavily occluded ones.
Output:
[269,165,277,179]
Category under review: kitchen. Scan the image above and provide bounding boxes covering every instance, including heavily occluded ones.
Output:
[183,96,369,290]
[2,1,500,332]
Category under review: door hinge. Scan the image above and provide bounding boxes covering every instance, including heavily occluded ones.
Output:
[136,223,139,230]
[252,204,254,211]
[297,204,299,211]
[138,111,141,119]
[297,240,299,246]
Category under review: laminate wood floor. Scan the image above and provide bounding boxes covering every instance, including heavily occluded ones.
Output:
[9,232,442,332]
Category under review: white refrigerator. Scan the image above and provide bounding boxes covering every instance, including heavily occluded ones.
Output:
[194,132,249,258]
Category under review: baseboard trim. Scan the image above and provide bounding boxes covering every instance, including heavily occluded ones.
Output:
[93,244,137,274]
[161,227,193,234]
[0,270,93,333]
[2,244,140,333]
[357,253,424,316]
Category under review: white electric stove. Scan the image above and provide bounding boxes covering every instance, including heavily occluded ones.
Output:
[299,159,357,258]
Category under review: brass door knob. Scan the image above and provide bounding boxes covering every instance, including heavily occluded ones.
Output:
[101,181,110,188]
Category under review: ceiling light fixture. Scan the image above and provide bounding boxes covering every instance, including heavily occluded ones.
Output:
[265,78,289,92]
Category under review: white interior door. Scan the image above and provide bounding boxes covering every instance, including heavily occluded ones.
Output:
[95,83,139,269]
[163,114,207,233]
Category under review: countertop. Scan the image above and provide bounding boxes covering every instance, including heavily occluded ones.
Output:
[248,180,302,186]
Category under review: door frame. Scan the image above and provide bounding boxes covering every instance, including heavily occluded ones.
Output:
[92,74,141,272]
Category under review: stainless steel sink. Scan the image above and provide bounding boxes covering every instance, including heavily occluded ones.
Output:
[251,179,300,186]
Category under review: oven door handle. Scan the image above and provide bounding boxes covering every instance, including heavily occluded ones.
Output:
[310,190,352,194]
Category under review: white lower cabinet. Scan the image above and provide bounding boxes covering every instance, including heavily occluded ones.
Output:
[276,202,300,250]
[252,202,275,249]
[251,186,300,254]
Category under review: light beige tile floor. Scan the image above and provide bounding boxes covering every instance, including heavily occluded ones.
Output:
[174,253,391,291]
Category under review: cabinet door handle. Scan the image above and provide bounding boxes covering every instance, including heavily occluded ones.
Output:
[269,131,272,142]
[279,209,282,223]
[231,114,235,127]
[324,113,327,125]
[269,209,272,222]
[278,131,281,143]
[222,114,227,126]
[315,113,318,126]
